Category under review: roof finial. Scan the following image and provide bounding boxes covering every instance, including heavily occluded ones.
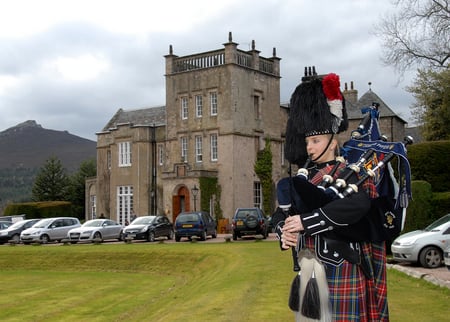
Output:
[252,40,255,50]
[228,31,233,42]
[169,44,173,55]
[273,47,277,57]
[368,82,372,91]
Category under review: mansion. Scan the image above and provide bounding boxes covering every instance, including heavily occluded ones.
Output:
[86,33,407,226]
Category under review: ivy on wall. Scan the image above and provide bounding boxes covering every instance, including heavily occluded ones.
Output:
[199,177,223,220]
[254,138,274,215]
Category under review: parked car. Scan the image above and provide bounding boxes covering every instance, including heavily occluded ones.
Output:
[391,213,450,268]
[0,219,41,244]
[174,211,217,242]
[232,208,268,240]
[20,217,81,244]
[67,219,124,243]
[0,221,12,230]
[444,246,450,271]
[123,215,173,242]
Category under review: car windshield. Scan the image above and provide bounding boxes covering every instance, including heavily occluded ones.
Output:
[82,220,104,227]
[177,214,198,223]
[133,216,155,225]
[424,214,450,231]
[8,220,28,229]
[33,219,53,228]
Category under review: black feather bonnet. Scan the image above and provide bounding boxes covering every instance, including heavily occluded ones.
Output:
[284,69,348,166]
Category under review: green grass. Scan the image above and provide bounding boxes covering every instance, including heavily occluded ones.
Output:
[0,241,448,322]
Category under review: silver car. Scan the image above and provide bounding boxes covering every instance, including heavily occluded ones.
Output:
[67,219,124,243]
[20,217,81,244]
[391,214,450,268]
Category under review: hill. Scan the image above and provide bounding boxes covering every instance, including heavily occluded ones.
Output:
[0,120,96,207]
[0,120,96,169]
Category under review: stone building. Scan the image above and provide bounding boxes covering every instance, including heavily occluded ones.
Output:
[88,33,289,225]
[340,81,407,143]
[86,34,407,226]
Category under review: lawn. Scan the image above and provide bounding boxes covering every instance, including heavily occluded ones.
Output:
[0,241,448,322]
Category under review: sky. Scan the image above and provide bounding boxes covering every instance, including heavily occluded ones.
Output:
[0,0,418,141]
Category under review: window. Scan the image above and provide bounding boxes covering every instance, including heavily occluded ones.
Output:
[158,144,164,166]
[117,186,133,225]
[195,135,202,162]
[254,95,261,120]
[107,150,111,169]
[90,195,97,219]
[181,96,188,120]
[181,136,188,162]
[195,95,203,117]
[281,141,285,166]
[210,134,218,161]
[210,92,217,116]
[118,141,132,167]
[253,182,262,208]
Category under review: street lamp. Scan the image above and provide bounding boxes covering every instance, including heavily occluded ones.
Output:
[191,185,199,211]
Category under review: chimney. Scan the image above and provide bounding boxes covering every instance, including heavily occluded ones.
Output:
[343,81,358,105]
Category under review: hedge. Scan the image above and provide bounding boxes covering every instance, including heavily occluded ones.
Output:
[2,201,72,219]
[407,140,450,192]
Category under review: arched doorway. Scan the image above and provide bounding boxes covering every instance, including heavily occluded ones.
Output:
[172,186,191,222]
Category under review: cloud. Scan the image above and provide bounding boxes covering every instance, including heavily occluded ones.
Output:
[0,0,416,141]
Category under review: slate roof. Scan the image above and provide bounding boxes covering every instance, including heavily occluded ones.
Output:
[102,106,166,132]
[346,89,407,124]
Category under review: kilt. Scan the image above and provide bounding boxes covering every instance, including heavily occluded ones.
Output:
[305,237,389,321]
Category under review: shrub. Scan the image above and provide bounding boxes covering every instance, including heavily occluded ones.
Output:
[407,140,450,192]
[3,201,72,219]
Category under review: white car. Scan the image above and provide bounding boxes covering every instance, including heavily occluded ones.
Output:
[391,214,450,268]
[67,219,124,243]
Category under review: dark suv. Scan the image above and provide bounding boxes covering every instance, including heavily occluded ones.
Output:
[232,208,268,240]
[174,211,217,242]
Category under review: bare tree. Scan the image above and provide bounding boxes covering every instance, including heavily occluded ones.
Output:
[375,0,450,74]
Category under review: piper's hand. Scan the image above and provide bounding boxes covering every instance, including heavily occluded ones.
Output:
[283,215,304,233]
[281,231,298,249]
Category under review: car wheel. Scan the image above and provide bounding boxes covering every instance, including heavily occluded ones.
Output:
[11,234,20,243]
[232,231,237,241]
[148,231,155,242]
[211,229,217,238]
[175,235,181,242]
[245,215,258,229]
[167,229,174,240]
[262,230,268,239]
[419,246,442,268]
[40,234,50,244]
[93,232,102,242]
[200,231,207,241]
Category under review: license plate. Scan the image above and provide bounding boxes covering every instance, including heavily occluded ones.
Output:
[128,234,136,238]
[182,224,193,228]
[237,220,244,226]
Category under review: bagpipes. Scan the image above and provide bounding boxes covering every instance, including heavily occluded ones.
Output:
[273,102,413,271]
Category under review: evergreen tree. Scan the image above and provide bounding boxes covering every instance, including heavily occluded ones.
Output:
[68,159,97,216]
[32,156,70,201]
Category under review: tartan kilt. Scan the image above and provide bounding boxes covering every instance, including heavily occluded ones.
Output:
[304,237,389,321]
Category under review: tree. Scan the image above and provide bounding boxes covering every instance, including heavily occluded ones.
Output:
[254,138,274,215]
[375,0,449,74]
[406,68,450,140]
[32,156,70,201]
[68,158,97,217]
